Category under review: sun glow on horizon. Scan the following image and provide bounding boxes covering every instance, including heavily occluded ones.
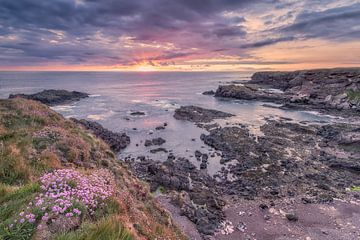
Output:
[134,64,156,72]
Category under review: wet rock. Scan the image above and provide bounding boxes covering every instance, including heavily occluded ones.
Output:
[236,222,246,232]
[174,105,234,123]
[150,147,168,153]
[9,89,89,106]
[144,137,166,147]
[216,68,360,113]
[202,90,215,95]
[155,125,165,130]
[285,213,298,222]
[129,157,225,236]
[200,162,207,169]
[259,203,268,210]
[215,84,284,102]
[130,111,145,116]
[72,119,130,152]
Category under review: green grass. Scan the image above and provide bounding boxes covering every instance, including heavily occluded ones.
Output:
[0,183,39,221]
[0,221,37,240]
[350,186,360,192]
[0,183,40,240]
[55,217,133,240]
[0,150,29,185]
[347,90,360,103]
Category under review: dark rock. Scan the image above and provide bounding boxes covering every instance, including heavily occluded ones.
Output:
[215,84,284,102]
[130,111,145,116]
[128,157,225,236]
[155,125,165,130]
[144,137,166,147]
[285,213,298,222]
[259,203,268,210]
[215,68,360,113]
[202,90,215,95]
[9,89,89,106]
[72,119,130,152]
[200,162,207,169]
[174,105,234,123]
[150,148,168,154]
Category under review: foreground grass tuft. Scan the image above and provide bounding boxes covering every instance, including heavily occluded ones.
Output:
[55,217,133,240]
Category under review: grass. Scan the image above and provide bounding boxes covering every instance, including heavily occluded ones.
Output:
[0,183,39,221]
[0,98,187,240]
[350,186,360,192]
[55,217,133,240]
[0,147,30,185]
[347,90,360,103]
[0,183,40,240]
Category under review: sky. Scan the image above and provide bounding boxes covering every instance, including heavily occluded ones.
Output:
[0,0,359,71]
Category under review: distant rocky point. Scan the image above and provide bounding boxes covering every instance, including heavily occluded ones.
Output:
[174,105,234,123]
[9,89,89,106]
[215,68,360,113]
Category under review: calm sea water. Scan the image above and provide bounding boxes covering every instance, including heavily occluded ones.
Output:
[0,71,339,175]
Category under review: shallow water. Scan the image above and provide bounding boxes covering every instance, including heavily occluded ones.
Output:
[0,71,341,175]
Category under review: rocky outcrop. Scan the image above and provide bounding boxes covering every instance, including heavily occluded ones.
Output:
[130,156,225,236]
[9,89,89,106]
[72,119,130,152]
[214,68,360,112]
[202,90,215,95]
[215,84,285,102]
[174,105,234,123]
[200,119,360,201]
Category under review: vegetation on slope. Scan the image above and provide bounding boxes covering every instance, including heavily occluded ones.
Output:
[0,98,186,240]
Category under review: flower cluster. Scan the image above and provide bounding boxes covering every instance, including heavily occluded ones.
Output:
[9,169,115,230]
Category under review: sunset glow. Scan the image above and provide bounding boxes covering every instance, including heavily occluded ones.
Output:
[0,0,359,71]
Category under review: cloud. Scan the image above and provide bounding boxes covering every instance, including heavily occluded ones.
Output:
[240,36,296,48]
[0,0,359,68]
[281,2,360,40]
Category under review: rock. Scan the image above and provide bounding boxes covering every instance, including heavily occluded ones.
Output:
[150,148,168,154]
[202,90,215,95]
[128,157,225,236]
[215,84,284,102]
[285,213,298,222]
[144,137,166,147]
[72,119,130,152]
[236,222,246,232]
[9,89,89,106]
[155,125,165,130]
[215,68,360,113]
[130,111,145,116]
[200,162,207,169]
[195,150,202,160]
[174,105,234,123]
[259,203,268,210]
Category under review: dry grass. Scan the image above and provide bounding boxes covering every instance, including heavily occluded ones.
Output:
[0,98,187,240]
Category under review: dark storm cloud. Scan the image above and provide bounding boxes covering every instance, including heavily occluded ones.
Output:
[0,0,264,65]
[0,0,359,67]
[281,2,360,40]
[240,36,296,49]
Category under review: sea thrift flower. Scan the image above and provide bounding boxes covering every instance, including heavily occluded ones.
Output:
[9,169,115,232]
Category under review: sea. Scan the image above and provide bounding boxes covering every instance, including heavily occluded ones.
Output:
[0,71,341,175]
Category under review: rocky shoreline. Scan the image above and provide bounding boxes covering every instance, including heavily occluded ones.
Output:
[6,69,360,239]
[214,68,360,115]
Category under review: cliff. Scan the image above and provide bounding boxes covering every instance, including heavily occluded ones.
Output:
[0,98,186,240]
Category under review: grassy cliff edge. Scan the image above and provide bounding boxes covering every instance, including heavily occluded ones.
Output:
[0,98,186,240]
